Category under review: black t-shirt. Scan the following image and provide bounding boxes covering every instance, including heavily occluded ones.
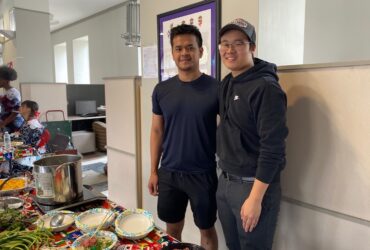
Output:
[152,74,218,173]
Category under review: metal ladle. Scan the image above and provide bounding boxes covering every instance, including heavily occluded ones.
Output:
[50,213,65,227]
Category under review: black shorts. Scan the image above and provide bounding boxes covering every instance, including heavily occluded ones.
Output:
[157,168,218,230]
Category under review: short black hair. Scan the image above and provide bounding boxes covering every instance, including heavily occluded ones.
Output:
[21,100,39,117]
[170,24,203,48]
[0,65,17,81]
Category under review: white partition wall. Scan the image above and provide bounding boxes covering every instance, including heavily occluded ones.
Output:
[275,64,370,250]
[104,76,142,209]
[20,82,67,121]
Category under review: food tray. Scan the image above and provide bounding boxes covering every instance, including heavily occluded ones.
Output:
[0,176,28,196]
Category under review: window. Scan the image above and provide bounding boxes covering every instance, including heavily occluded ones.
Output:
[0,43,4,65]
[0,16,4,41]
[72,36,90,84]
[0,15,4,31]
[0,44,3,65]
[54,42,68,83]
[9,9,15,31]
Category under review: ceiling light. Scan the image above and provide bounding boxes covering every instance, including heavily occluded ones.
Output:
[121,0,140,47]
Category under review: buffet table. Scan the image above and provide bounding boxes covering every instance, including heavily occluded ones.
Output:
[0,147,34,162]
[19,192,179,249]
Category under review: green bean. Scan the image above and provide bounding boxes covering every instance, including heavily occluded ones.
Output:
[0,227,53,250]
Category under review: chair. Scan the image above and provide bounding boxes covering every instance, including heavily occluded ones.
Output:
[92,121,107,152]
[47,133,72,153]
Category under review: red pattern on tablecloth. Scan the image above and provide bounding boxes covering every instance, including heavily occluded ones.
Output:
[19,193,179,249]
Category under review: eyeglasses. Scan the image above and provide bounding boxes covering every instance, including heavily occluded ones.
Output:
[218,41,251,51]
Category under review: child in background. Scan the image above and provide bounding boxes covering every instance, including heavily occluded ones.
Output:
[18,100,44,147]
[0,65,24,132]
[0,100,44,177]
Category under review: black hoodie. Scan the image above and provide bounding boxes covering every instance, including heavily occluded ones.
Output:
[217,58,288,183]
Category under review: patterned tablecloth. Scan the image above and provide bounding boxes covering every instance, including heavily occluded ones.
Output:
[19,192,179,249]
[0,147,34,162]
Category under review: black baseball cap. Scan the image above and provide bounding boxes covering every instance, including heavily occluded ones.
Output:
[219,18,256,44]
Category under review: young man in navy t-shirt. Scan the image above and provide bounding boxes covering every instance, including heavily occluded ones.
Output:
[148,24,218,250]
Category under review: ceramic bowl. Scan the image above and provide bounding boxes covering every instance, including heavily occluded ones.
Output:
[75,208,115,233]
[115,208,154,240]
[0,196,24,209]
[71,230,118,250]
[37,210,75,232]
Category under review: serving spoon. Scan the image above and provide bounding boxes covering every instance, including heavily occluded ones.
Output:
[50,213,65,227]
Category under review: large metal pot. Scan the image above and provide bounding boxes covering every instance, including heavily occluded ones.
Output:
[33,155,83,205]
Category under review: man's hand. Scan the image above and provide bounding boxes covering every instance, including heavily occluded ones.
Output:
[240,197,262,232]
[148,172,159,196]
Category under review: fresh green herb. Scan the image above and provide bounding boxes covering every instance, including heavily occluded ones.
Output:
[0,208,38,231]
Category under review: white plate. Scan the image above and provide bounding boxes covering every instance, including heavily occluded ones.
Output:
[115,209,154,240]
[75,208,115,233]
[71,230,118,250]
[37,210,75,232]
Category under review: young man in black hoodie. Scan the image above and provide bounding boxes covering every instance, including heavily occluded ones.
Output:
[216,18,288,250]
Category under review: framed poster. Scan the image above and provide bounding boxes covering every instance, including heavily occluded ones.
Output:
[157,0,221,81]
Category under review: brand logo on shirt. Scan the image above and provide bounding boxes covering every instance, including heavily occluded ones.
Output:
[234,95,240,101]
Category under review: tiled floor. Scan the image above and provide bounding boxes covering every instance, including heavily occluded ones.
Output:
[81,151,107,165]
[81,151,108,196]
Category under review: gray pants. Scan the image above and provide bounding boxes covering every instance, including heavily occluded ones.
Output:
[216,174,281,250]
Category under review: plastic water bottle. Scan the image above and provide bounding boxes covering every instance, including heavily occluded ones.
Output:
[3,131,11,151]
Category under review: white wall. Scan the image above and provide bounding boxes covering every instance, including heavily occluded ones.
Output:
[258,0,370,66]
[105,77,141,209]
[14,8,54,83]
[0,2,53,87]
[276,200,370,250]
[51,4,140,84]
[13,0,49,13]
[20,82,67,121]
[259,0,305,66]
[303,0,370,64]
[1,0,17,87]
[274,64,370,250]
[140,1,258,249]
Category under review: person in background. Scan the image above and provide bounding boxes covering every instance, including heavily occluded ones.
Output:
[148,24,219,250]
[216,18,289,250]
[0,65,24,133]
[18,100,44,148]
[0,100,45,177]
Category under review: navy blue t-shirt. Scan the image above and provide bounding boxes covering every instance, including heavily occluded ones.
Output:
[152,74,218,173]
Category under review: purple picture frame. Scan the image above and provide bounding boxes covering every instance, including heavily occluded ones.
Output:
[157,0,221,81]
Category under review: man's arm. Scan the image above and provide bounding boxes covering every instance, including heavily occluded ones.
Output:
[148,114,164,196]
[240,179,269,232]
[0,112,19,128]
[241,83,288,232]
